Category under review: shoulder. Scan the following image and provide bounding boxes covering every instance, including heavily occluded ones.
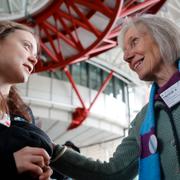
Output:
[127,104,148,144]
[130,104,148,130]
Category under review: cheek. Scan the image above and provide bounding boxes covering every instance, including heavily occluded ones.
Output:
[16,47,26,57]
[155,48,161,60]
[151,47,161,63]
[137,38,146,52]
[135,44,145,54]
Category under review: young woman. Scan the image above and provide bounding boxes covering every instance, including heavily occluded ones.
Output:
[0,21,53,180]
[51,15,180,180]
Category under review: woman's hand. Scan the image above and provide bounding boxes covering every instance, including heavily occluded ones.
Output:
[14,146,52,179]
[39,165,53,180]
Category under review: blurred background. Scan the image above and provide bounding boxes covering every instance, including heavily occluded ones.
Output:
[0,0,178,163]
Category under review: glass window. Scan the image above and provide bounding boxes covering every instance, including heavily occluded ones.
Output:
[103,71,113,95]
[38,71,52,78]
[52,70,63,80]
[114,78,124,101]
[71,63,81,84]
[80,62,88,87]
[89,64,101,90]
[38,62,127,102]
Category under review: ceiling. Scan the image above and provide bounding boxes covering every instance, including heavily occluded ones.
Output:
[0,0,167,83]
[1,0,179,147]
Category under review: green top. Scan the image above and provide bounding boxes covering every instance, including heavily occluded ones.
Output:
[51,100,180,180]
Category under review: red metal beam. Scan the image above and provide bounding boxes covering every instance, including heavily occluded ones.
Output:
[19,0,166,130]
[67,70,114,130]
[119,0,162,17]
[23,0,165,73]
[21,0,122,72]
[88,70,114,111]
[63,67,86,109]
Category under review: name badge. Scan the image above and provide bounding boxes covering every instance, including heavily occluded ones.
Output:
[160,80,180,108]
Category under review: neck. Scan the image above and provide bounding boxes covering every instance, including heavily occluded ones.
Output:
[0,84,11,114]
[0,84,11,96]
[155,64,178,87]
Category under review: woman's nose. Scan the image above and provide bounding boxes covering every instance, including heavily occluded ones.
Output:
[123,49,135,63]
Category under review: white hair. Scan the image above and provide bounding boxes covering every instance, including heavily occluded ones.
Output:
[118,14,180,65]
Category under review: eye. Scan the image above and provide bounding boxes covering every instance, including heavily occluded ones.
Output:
[131,37,139,48]
[23,41,32,51]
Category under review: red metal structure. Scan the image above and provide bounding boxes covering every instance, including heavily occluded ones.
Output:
[21,0,166,130]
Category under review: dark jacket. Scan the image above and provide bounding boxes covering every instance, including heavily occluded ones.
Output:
[0,115,53,180]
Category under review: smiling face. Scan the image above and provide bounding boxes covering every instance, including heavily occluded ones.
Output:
[123,24,165,82]
[0,29,38,85]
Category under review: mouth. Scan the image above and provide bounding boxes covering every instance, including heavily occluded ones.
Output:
[23,64,33,74]
[132,58,144,71]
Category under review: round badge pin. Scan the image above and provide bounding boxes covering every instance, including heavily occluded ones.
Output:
[149,134,158,154]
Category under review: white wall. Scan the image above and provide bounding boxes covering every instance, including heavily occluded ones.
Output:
[17,74,130,130]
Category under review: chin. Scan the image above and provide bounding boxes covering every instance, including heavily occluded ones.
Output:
[137,71,148,81]
[22,76,29,83]
[16,74,29,83]
[139,74,152,82]
[138,74,144,81]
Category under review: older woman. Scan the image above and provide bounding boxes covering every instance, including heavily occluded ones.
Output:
[51,15,180,180]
